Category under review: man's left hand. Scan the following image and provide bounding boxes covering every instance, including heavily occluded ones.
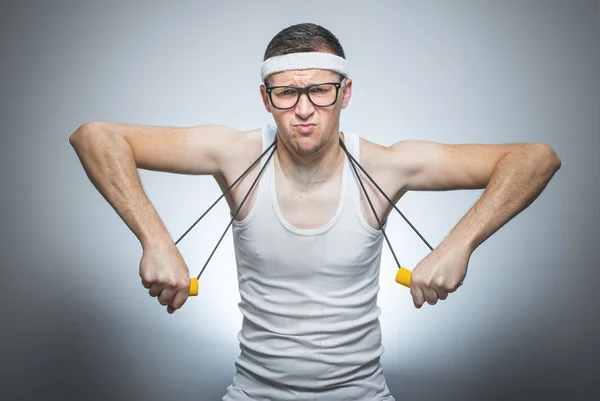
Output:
[410,244,470,308]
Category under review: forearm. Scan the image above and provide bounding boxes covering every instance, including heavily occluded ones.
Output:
[441,143,561,253]
[69,123,172,249]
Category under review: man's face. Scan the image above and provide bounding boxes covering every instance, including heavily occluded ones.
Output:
[260,68,352,157]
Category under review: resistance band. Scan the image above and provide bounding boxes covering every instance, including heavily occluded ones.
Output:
[176,135,431,296]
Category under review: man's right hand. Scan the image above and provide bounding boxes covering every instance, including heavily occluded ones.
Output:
[69,122,247,312]
[139,241,191,314]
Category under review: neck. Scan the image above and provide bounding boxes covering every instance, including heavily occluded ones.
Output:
[275,131,345,186]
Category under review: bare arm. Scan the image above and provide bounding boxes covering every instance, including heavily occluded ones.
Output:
[69,121,246,313]
[387,140,562,252]
[382,139,561,308]
[69,121,242,248]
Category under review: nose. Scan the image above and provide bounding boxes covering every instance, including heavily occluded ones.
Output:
[294,91,315,119]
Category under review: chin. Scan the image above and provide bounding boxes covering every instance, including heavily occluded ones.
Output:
[292,131,324,155]
[295,142,321,156]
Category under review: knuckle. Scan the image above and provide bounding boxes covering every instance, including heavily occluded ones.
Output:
[140,274,153,287]
[155,275,176,288]
[157,289,171,302]
[433,277,445,289]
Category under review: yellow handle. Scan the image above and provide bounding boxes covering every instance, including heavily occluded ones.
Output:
[189,277,199,296]
[395,267,412,288]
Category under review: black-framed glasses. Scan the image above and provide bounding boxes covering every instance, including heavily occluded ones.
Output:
[265,80,345,110]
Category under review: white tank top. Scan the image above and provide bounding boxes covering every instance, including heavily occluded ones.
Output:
[223,124,395,401]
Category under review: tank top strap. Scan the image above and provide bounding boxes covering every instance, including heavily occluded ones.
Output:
[342,131,360,164]
[340,131,364,213]
[261,124,277,168]
[234,124,276,222]
[256,124,277,205]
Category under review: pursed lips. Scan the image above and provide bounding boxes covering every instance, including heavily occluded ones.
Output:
[294,123,316,133]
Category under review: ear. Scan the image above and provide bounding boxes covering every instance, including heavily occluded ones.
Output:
[260,84,272,113]
[341,78,352,109]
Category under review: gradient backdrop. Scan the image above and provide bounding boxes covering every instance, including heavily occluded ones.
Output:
[1,1,598,400]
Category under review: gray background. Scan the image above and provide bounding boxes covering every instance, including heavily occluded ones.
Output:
[1,1,598,400]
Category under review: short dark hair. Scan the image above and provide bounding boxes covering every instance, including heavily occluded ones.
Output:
[263,23,346,84]
[264,23,345,60]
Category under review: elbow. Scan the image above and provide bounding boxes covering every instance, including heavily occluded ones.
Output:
[530,142,562,174]
[541,143,561,173]
[69,121,109,150]
[69,121,94,148]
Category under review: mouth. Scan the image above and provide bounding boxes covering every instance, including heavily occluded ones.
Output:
[294,124,316,134]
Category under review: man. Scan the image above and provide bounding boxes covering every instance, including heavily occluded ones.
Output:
[69,23,561,401]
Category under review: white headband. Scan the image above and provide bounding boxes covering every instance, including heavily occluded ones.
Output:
[260,52,349,83]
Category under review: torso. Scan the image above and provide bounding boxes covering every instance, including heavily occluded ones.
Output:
[219,125,396,399]
[214,128,406,229]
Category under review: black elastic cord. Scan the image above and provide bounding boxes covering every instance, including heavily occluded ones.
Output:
[175,132,432,282]
[339,139,433,252]
[340,141,405,271]
[174,140,277,246]
[196,141,277,279]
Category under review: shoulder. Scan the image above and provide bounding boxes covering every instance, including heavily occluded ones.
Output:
[218,125,268,177]
[355,135,446,194]
[358,135,444,173]
[357,135,389,159]
[230,126,265,158]
[356,135,401,174]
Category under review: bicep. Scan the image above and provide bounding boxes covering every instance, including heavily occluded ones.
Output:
[388,140,520,191]
[96,122,242,175]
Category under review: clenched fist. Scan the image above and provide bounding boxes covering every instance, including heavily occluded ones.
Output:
[139,241,191,314]
[410,244,470,308]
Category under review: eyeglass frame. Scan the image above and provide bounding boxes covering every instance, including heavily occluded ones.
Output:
[264,78,347,110]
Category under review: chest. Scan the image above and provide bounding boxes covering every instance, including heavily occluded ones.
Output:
[273,166,344,230]
[218,144,405,230]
